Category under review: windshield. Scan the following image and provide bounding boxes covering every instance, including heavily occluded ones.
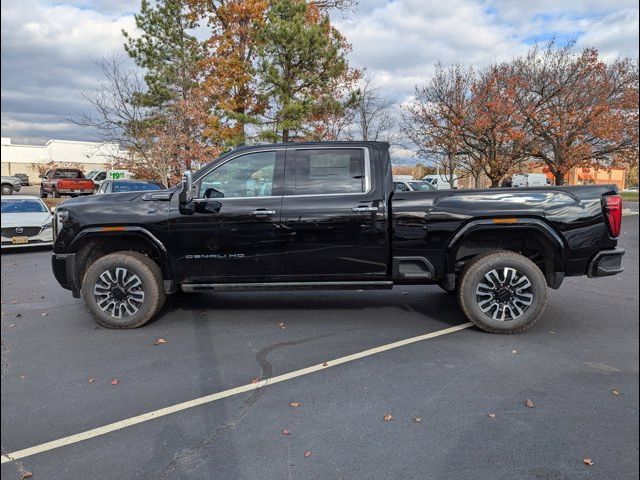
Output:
[112,181,162,193]
[1,198,48,213]
[409,181,435,191]
[53,169,84,179]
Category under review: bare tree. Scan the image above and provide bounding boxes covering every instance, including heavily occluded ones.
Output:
[347,74,400,144]
[71,53,152,165]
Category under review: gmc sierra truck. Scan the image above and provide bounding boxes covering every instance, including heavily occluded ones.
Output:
[51,142,624,333]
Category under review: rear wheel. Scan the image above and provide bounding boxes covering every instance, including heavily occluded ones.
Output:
[457,250,547,334]
[40,187,48,198]
[81,251,165,329]
[1,184,13,195]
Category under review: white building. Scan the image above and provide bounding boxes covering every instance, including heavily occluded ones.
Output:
[1,137,123,178]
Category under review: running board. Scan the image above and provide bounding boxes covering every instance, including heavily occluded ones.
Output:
[181,281,393,293]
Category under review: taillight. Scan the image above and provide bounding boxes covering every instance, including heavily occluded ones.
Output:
[603,195,622,237]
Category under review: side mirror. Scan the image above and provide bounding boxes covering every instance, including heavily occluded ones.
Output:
[50,206,57,213]
[179,170,193,205]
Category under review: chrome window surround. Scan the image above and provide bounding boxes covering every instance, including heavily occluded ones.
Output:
[194,146,372,201]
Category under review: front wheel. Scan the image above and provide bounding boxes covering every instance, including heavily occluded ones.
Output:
[457,251,548,334]
[81,251,166,328]
[1,184,13,195]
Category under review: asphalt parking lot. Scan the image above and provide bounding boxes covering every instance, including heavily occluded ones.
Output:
[1,216,638,480]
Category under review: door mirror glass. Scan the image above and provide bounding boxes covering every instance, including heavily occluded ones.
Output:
[179,170,193,204]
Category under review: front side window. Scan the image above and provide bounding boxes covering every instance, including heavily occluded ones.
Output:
[293,149,365,195]
[200,151,277,198]
[394,182,409,192]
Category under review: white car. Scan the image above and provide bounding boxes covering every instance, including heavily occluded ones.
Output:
[1,195,54,249]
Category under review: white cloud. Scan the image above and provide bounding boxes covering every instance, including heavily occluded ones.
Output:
[1,0,638,142]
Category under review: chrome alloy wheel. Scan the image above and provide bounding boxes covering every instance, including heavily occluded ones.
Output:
[93,267,145,318]
[475,267,533,321]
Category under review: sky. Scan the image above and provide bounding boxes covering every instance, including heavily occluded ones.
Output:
[1,0,638,147]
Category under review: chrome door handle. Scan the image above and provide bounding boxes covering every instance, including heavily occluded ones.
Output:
[251,209,276,216]
[351,206,378,213]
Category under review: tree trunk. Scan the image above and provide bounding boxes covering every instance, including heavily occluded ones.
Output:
[490,178,500,188]
[282,129,289,143]
[554,171,565,186]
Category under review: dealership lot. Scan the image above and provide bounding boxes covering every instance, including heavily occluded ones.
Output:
[1,217,638,479]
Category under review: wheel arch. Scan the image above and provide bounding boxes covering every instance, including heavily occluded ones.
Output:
[69,228,172,289]
[446,218,567,288]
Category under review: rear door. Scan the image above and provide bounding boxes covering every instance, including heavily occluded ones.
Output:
[279,146,389,281]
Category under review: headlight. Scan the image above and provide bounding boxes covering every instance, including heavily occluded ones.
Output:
[42,221,53,229]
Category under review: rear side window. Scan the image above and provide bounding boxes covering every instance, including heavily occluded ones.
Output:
[293,149,365,195]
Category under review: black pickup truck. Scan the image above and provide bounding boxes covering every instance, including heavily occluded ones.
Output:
[51,142,624,333]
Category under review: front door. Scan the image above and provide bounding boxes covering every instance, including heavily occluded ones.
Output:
[170,149,285,282]
[279,146,389,281]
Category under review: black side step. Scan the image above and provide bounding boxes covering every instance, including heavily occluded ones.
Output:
[181,281,393,293]
[393,256,436,283]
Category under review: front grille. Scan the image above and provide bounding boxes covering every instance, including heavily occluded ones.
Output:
[1,227,42,238]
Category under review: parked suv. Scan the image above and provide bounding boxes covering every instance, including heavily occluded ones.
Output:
[51,142,624,332]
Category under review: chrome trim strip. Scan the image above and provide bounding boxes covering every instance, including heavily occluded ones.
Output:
[195,146,372,200]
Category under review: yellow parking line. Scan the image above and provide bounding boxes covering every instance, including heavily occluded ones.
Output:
[1,322,473,464]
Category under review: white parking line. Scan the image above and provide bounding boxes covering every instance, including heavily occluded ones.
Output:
[1,322,473,464]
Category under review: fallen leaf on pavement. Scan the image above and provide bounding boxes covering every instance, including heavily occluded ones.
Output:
[304,451,312,458]
[110,378,120,385]
[281,429,291,435]
[251,378,259,384]
[322,361,328,367]
[383,414,394,421]
[583,458,594,466]
[612,389,621,395]
[10,324,15,328]
[276,322,287,329]
[153,338,167,345]
[20,375,26,379]
[41,312,48,316]
[413,417,422,423]
[512,349,518,354]
[21,471,33,479]
[88,377,95,384]
[525,399,535,408]
[289,401,301,408]
[16,313,22,318]
[487,413,496,418]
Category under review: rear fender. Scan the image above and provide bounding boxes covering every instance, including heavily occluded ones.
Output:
[446,218,567,287]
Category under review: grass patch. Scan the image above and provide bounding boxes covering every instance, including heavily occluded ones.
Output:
[621,191,639,202]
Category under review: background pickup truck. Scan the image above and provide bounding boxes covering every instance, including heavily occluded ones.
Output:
[51,141,624,333]
[40,168,94,198]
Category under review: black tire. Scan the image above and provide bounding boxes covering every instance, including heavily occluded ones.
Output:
[1,184,13,195]
[457,250,547,334]
[81,251,166,329]
[40,188,47,199]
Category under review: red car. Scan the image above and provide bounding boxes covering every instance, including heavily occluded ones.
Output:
[40,169,95,198]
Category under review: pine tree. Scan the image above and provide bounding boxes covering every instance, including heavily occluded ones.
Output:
[257,0,352,142]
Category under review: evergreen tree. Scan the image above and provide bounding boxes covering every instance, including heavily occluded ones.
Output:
[257,0,352,142]
[123,0,204,107]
